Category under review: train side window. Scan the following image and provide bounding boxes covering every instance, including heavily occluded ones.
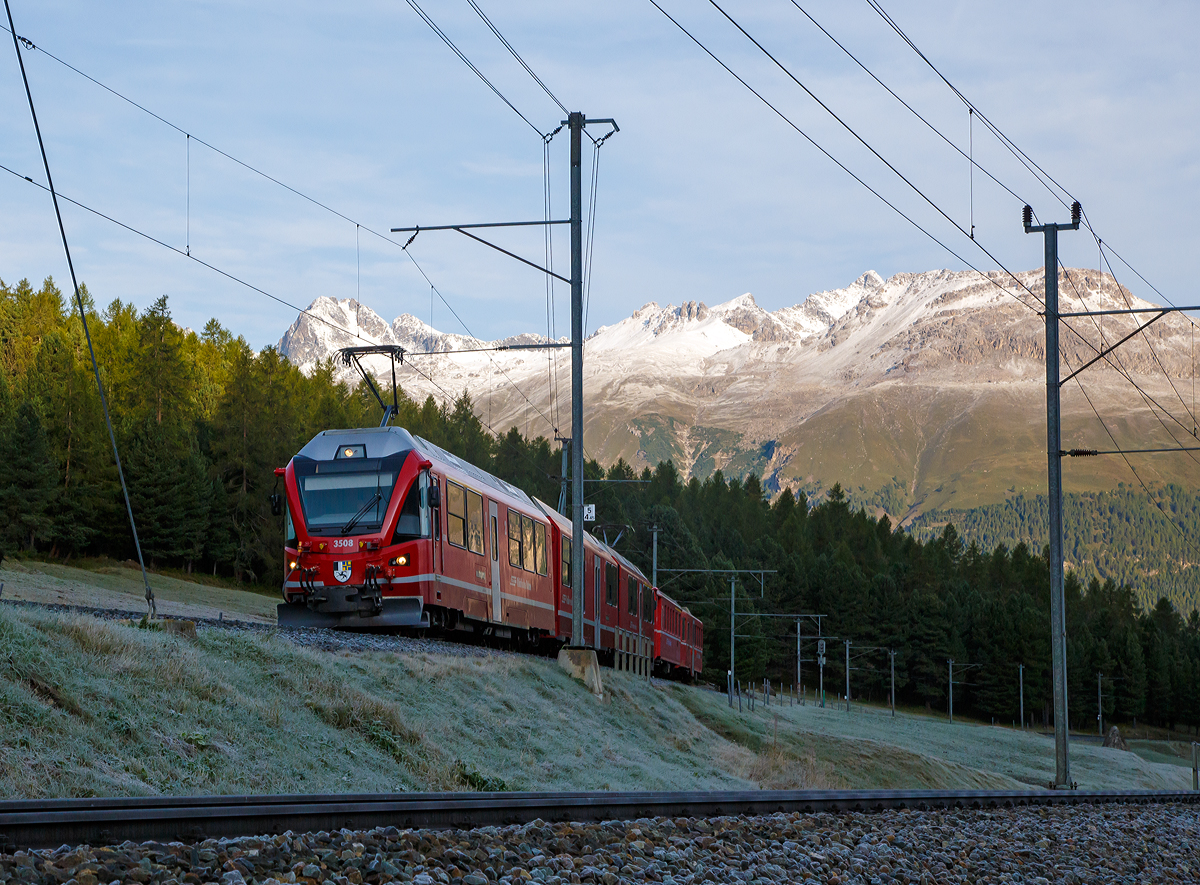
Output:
[447,481,467,549]
[284,503,296,547]
[560,536,572,588]
[521,515,536,572]
[534,522,548,576]
[508,510,522,567]
[466,488,484,555]
[626,577,638,616]
[393,474,428,543]
[643,586,655,622]
[605,563,618,607]
[491,511,498,562]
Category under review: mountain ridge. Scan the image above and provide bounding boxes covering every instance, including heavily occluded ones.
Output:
[278,267,1200,521]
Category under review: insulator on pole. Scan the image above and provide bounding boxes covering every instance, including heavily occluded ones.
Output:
[1023,204,1033,227]
[1071,201,1082,225]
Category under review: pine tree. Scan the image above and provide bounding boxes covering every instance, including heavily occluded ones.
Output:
[0,400,58,551]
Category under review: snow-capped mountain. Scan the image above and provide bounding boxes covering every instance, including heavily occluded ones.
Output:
[278,268,1199,521]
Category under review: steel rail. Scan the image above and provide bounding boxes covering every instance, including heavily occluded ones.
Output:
[2,788,1196,849]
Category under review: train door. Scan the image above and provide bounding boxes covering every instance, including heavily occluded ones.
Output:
[489,500,500,621]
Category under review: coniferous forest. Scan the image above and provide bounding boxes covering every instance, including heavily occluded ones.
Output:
[3,276,1200,733]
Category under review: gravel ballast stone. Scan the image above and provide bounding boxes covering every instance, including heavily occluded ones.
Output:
[2,804,1195,885]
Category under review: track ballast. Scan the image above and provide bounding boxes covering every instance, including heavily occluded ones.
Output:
[2,788,1197,850]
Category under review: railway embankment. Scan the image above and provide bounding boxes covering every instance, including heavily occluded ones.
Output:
[0,559,1192,798]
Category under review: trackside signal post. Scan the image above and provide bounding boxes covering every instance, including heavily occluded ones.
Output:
[392,112,617,648]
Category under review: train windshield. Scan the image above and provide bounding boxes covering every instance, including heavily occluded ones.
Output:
[298,471,395,534]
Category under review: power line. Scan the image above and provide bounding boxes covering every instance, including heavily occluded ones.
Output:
[860,1,1196,332]
[1059,262,1200,448]
[785,0,1030,210]
[661,1,1200,562]
[1,20,569,446]
[0,159,560,485]
[862,0,1075,214]
[704,0,1044,305]
[645,0,1042,316]
[1058,347,1200,564]
[702,2,1200,491]
[464,0,568,115]
[403,0,546,137]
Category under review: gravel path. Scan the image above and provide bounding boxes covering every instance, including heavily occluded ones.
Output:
[0,599,521,659]
[3,805,1195,885]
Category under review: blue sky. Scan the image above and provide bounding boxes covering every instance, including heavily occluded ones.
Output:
[2,1,1199,348]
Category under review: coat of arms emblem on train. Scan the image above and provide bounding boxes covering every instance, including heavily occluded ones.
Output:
[334,561,352,583]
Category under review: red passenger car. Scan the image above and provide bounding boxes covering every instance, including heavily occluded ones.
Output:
[536,503,656,662]
[653,590,703,680]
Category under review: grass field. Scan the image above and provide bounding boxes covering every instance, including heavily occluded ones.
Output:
[675,688,1191,791]
[0,596,1190,799]
[0,559,276,623]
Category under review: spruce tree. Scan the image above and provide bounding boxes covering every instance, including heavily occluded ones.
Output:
[0,400,58,551]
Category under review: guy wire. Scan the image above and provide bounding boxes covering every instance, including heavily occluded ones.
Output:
[4,0,156,618]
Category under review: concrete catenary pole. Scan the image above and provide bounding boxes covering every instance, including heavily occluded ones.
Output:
[889,649,896,717]
[948,659,954,724]
[1024,202,1081,788]
[729,574,736,695]
[844,640,851,713]
[1019,663,1025,730]
[651,525,659,588]
[569,112,585,647]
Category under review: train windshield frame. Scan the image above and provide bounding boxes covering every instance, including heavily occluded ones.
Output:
[293,452,407,535]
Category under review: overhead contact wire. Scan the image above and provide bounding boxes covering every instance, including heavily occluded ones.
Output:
[646,0,1043,315]
[0,161,554,481]
[403,0,546,137]
[464,0,568,115]
[785,0,1030,210]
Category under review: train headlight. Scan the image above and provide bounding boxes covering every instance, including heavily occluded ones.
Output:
[388,555,408,567]
[288,560,297,570]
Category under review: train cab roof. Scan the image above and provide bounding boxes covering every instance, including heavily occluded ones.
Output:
[296,426,535,509]
[297,426,420,461]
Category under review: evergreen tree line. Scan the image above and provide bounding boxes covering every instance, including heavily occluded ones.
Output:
[3,277,1198,731]
[910,486,1200,615]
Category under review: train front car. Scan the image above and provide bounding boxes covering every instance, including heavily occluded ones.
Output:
[278,426,433,629]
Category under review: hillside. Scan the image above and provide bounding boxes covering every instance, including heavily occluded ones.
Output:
[909,484,1200,613]
[0,602,1189,799]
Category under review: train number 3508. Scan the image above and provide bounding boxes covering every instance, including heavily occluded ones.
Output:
[332,538,355,549]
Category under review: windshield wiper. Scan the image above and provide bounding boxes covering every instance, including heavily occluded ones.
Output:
[341,490,383,535]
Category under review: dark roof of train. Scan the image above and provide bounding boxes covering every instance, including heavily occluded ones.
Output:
[297,426,419,461]
[533,498,650,586]
[411,435,533,506]
[297,426,534,508]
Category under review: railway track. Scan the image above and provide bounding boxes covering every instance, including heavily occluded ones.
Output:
[2,788,1197,850]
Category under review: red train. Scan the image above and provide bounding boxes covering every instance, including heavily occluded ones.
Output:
[275,424,703,679]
